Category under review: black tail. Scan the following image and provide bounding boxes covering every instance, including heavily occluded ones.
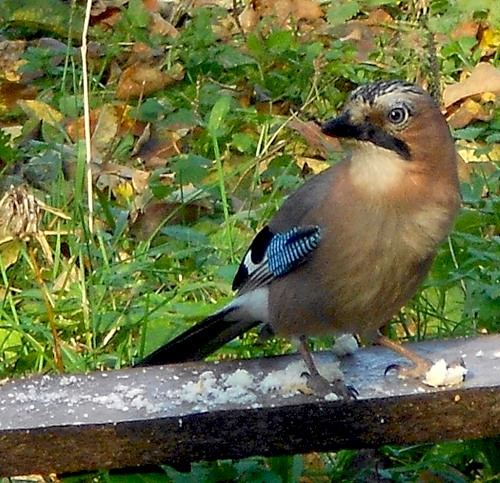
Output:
[135,306,261,366]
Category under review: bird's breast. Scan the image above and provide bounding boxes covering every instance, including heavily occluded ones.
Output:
[269,201,449,338]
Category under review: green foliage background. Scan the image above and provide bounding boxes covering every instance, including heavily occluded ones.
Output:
[0,0,498,480]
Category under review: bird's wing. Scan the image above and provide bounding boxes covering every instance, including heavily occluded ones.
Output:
[232,224,322,293]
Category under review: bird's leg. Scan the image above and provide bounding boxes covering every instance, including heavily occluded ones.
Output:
[377,335,433,378]
[298,335,356,399]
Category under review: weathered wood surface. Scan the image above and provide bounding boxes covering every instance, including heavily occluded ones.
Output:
[0,335,499,477]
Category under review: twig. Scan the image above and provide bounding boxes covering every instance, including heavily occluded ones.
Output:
[81,0,94,234]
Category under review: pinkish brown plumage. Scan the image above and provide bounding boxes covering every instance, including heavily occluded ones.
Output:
[138,80,461,395]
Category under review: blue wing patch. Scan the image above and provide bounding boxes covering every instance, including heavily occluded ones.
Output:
[267,227,321,277]
[232,225,321,292]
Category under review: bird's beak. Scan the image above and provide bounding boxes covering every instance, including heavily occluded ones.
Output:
[321,111,360,139]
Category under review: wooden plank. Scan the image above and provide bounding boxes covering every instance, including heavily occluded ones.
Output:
[0,335,499,477]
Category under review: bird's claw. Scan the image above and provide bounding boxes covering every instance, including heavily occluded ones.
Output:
[384,359,433,379]
[301,371,357,400]
[384,357,467,386]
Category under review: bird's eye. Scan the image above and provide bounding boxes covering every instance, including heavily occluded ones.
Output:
[387,106,409,125]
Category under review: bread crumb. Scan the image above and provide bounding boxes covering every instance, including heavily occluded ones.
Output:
[332,334,359,356]
[423,359,467,387]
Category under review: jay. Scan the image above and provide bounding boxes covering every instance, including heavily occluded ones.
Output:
[138,80,461,395]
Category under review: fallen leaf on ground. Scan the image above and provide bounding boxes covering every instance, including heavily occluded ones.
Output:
[18,99,63,126]
[150,12,179,37]
[458,140,500,160]
[0,39,27,82]
[116,63,184,100]
[240,0,324,31]
[443,63,500,107]
[288,120,341,157]
[479,27,500,56]
[450,21,479,40]
[447,98,495,129]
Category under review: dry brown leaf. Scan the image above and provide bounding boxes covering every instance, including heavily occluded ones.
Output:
[91,0,127,16]
[92,104,119,155]
[331,22,376,62]
[450,21,479,40]
[0,40,27,82]
[132,169,150,193]
[239,3,260,32]
[150,12,179,37]
[296,156,330,174]
[0,81,38,112]
[288,120,341,157]
[130,199,212,240]
[245,0,323,29]
[116,64,184,100]
[90,0,124,29]
[94,162,150,196]
[292,0,324,22]
[131,122,151,156]
[0,240,21,270]
[443,63,500,107]
[65,112,91,143]
[457,140,500,163]
[137,127,185,170]
[117,106,148,137]
[193,0,232,7]
[447,98,495,129]
[66,105,146,150]
[456,153,498,182]
[126,42,158,65]
[362,8,393,27]
[143,0,160,12]
[0,186,70,265]
[329,9,394,62]
[53,260,81,292]
[18,100,64,126]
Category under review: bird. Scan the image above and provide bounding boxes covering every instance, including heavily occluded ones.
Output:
[137,79,461,396]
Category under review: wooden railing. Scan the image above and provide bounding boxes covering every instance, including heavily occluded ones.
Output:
[1,335,499,477]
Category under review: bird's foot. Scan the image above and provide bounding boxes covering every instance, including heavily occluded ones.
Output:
[303,372,358,400]
[297,335,357,399]
[384,357,433,379]
[377,335,467,386]
[385,358,467,387]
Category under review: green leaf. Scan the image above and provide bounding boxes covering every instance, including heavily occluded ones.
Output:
[149,171,174,199]
[232,133,255,153]
[171,154,212,185]
[457,0,492,13]
[458,35,478,52]
[486,132,500,143]
[454,127,485,140]
[0,0,82,37]
[216,48,257,69]
[165,109,198,129]
[0,131,17,164]
[327,1,361,26]
[107,469,172,483]
[207,96,232,136]
[464,279,500,325]
[266,30,293,53]
[58,95,83,119]
[246,33,265,57]
[365,0,398,5]
[126,0,150,28]
[161,225,209,245]
[134,98,170,122]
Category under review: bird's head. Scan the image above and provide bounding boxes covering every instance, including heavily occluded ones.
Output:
[321,80,458,194]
